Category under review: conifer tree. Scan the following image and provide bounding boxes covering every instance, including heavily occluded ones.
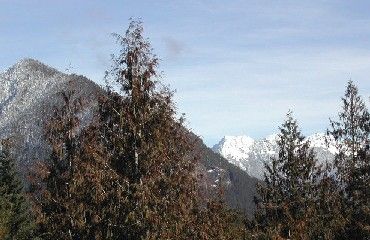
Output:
[100,19,202,239]
[31,90,83,239]
[254,111,320,239]
[194,173,248,240]
[31,89,128,239]
[309,162,345,240]
[99,20,245,239]
[196,199,247,240]
[327,81,370,239]
[0,139,35,239]
[31,21,246,240]
[0,196,12,239]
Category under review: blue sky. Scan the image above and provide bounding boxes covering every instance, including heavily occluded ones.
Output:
[1,1,370,146]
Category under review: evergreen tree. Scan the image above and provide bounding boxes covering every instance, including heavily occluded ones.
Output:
[100,19,201,239]
[99,20,245,239]
[31,20,247,240]
[195,174,248,240]
[31,88,127,239]
[327,81,370,239]
[31,90,83,239]
[0,139,35,239]
[310,162,345,240]
[253,111,320,239]
[196,199,247,240]
[0,196,12,239]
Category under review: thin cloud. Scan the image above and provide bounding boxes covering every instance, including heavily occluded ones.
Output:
[163,37,185,60]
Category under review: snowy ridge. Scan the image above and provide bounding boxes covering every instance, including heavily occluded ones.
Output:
[212,133,337,179]
[306,133,338,155]
[0,58,63,130]
[212,136,254,170]
[0,58,102,169]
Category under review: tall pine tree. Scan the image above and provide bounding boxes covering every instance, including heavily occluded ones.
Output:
[0,139,35,239]
[99,20,244,239]
[100,19,202,239]
[327,81,370,239]
[253,111,320,239]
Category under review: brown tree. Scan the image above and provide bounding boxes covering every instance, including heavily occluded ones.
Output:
[30,88,127,239]
[99,19,201,239]
[99,20,246,239]
[31,20,247,240]
[195,175,247,240]
[327,81,370,239]
[310,162,345,240]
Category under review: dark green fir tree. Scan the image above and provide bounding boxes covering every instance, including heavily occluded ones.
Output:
[0,139,35,239]
[253,111,320,239]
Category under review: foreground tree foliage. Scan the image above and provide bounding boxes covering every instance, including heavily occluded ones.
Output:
[327,81,370,239]
[31,90,85,238]
[252,112,321,239]
[0,197,12,239]
[30,20,246,239]
[0,139,35,239]
[100,21,198,239]
[99,20,245,239]
[31,88,129,239]
[310,162,346,240]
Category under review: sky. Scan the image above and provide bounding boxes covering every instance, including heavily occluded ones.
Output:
[1,0,370,146]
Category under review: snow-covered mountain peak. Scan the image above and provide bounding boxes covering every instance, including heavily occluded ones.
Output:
[15,58,44,67]
[215,135,254,157]
[7,58,59,77]
[0,58,102,169]
[223,135,254,146]
[213,132,337,179]
[264,133,279,143]
[212,135,255,171]
[305,132,338,154]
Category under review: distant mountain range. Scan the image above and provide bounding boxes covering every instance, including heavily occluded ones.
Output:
[0,59,259,216]
[212,133,337,179]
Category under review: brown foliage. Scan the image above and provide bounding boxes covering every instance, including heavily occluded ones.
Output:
[29,20,247,239]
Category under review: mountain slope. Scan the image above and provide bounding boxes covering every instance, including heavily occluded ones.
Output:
[193,135,259,215]
[0,59,259,215]
[0,59,102,172]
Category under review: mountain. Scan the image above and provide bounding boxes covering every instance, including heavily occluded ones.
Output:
[193,135,259,216]
[0,59,259,215]
[212,133,337,179]
[0,58,102,172]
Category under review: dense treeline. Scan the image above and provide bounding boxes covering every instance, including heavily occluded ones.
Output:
[0,20,369,239]
[249,81,369,239]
